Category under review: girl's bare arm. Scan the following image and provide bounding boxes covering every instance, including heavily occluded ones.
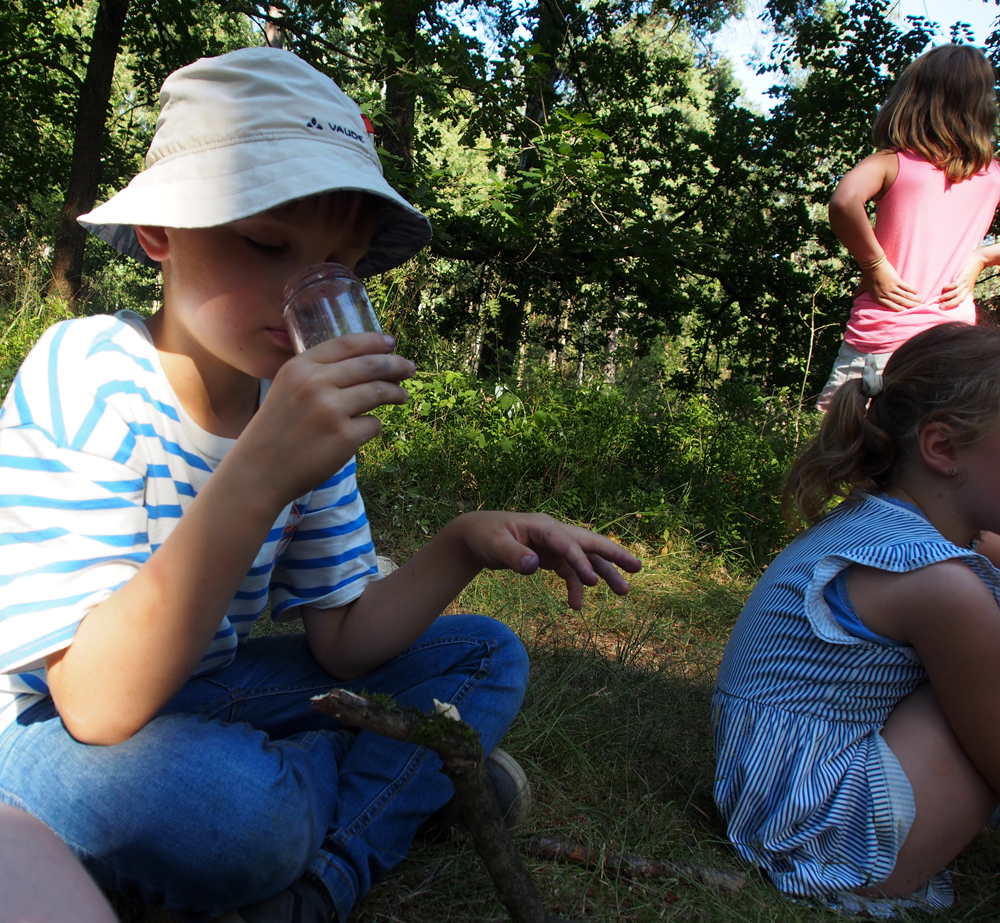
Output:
[829,150,921,310]
[849,560,1000,791]
[940,242,1000,308]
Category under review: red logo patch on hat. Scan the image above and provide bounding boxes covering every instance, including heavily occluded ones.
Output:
[361,114,375,135]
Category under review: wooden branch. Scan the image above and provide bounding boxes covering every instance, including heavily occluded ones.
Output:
[526,837,745,894]
[310,689,563,923]
[0,52,86,92]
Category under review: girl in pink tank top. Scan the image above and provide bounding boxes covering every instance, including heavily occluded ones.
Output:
[817,45,1000,411]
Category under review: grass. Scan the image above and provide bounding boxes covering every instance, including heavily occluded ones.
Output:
[348,554,746,923]
[91,518,1000,923]
[344,546,1000,923]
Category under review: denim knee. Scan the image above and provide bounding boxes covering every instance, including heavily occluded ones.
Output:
[490,617,530,695]
[449,612,526,671]
[443,613,529,717]
[0,709,346,917]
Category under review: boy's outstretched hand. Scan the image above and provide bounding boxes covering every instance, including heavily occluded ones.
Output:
[455,511,641,609]
[304,511,641,680]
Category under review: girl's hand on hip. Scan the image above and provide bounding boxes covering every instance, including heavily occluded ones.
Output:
[941,252,986,309]
[860,260,921,311]
[455,511,642,609]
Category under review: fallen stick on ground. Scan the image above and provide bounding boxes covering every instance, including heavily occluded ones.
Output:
[526,837,745,894]
[310,688,563,923]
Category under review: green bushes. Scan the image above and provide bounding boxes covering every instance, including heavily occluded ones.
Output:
[0,297,74,402]
[359,370,806,569]
[0,243,807,573]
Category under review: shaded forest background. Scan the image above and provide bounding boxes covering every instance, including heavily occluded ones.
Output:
[3,0,999,569]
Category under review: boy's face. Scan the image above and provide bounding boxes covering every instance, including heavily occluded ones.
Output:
[139,195,375,383]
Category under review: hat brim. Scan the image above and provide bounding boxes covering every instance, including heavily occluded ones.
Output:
[78,136,431,278]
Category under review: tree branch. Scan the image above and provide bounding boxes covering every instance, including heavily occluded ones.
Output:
[310,688,564,923]
[527,837,745,893]
[0,52,85,93]
[222,2,378,67]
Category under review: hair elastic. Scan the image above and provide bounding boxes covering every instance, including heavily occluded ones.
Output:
[860,355,883,397]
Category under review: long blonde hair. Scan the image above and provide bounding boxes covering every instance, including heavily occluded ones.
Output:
[873,44,997,182]
[786,324,1000,525]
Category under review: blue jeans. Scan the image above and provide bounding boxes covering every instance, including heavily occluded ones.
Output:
[0,614,528,921]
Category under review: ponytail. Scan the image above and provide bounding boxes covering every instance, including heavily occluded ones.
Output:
[786,324,1000,525]
[785,379,895,525]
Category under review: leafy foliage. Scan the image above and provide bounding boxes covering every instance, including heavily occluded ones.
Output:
[2,0,996,571]
[358,367,804,567]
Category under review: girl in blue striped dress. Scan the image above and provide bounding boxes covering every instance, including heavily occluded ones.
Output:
[714,322,1000,915]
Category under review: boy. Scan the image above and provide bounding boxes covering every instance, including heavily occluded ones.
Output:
[0,47,640,923]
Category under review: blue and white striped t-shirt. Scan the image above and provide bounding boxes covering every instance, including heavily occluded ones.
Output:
[0,311,379,732]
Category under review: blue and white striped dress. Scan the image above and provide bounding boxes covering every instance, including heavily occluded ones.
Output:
[714,492,1000,901]
[0,311,380,734]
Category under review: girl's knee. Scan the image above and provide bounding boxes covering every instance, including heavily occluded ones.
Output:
[0,806,117,923]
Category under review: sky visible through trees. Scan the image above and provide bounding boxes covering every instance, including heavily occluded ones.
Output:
[719,0,998,112]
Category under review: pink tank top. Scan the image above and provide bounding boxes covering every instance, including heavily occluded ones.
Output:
[845,151,1000,353]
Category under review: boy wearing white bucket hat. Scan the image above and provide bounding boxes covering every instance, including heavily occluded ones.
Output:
[0,46,640,923]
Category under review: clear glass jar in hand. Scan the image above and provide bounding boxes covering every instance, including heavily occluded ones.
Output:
[282,263,382,353]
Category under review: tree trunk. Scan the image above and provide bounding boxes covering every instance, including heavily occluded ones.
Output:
[379,0,419,173]
[49,0,130,310]
[518,0,562,174]
[265,5,284,49]
[479,0,563,379]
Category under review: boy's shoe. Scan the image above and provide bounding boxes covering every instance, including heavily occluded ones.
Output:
[485,747,532,830]
[216,875,335,923]
[416,747,532,840]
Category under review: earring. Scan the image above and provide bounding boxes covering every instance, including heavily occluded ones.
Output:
[947,467,956,476]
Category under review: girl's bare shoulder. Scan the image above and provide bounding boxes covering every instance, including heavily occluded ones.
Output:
[834,150,900,203]
[848,558,996,645]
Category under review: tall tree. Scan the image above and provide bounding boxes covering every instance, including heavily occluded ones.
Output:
[49,0,130,306]
[0,1,86,242]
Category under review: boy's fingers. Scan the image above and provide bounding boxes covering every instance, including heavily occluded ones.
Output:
[589,554,633,595]
[279,351,413,395]
[331,380,410,417]
[532,524,599,585]
[301,332,396,364]
[568,527,641,572]
[554,560,586,609]
[320,352,415,388]
[342,413,385,448]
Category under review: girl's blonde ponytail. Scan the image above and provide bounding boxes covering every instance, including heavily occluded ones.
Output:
[785,379,894,525]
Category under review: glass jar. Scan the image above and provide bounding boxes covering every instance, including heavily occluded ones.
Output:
[282,263,382,353]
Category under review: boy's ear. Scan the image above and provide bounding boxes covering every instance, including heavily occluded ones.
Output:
[918,421,959,477]
[134,226,169,262]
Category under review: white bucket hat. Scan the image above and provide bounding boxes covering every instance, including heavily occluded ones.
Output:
[78,46,431,278]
